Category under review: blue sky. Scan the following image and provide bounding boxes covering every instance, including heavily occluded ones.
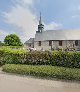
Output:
[0,0,80,43]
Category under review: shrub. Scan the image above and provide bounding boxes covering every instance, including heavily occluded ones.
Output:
[0,47,26,65]
[1,48,80,68]
[23,51,53,65]
[52,51,80,68]
[2,64,80,81]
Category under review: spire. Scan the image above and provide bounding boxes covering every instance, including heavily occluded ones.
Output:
[39,12,42,25]
[37,12,44,33]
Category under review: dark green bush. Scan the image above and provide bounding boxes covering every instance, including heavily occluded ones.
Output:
[1,48,80,68]
[2,64,80,81]
[52,52,80,68]
[24,51,53,65]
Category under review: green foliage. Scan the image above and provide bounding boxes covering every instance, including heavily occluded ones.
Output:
[1,49,80,68]
[52,51,80,68]
[2,64,80,81]
[19,51,80,68]
[0,47,27,65]
[24,51,53,65]
[4,34,23,46]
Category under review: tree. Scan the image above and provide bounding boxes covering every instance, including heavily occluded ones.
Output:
[4,34,23,46]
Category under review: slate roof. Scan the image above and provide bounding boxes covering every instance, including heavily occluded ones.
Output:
[24,38,34,44]
[34,30,80,41]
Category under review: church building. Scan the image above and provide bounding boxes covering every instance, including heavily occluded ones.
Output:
[24,14,80,51]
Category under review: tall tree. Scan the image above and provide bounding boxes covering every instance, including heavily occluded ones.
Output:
[4,34,23,46]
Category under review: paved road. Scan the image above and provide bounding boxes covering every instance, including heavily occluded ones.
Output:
[0,69,80,92]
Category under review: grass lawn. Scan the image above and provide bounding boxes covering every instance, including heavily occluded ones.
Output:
[2,64,80,81]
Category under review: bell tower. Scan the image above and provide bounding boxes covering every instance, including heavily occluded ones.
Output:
[37,12,44,33]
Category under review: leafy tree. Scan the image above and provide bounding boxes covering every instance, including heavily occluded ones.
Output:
[4,34,23,46]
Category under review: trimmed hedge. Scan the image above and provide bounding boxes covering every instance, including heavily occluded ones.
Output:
[24,51,80,68]
[2,64,80,81]
[52,51,80,68]
[0,47,26,65]
[1,48,80,68]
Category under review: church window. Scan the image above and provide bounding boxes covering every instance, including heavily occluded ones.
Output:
[49,40,52,46]
[28,43,31,47]
[59,41,62,46]
[75,40,78,46]
[38,41,41,46]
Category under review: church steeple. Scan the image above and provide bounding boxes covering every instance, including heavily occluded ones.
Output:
[37,12,44,33]
[39,12,42,25]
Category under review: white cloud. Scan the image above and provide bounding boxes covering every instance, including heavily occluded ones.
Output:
[3,0,62,43]
[4,4,38,42]
[12,0,33,5]
[69,5,80,11]
[45,22,62,30]
[71,15,80,18]
[77,6,80,10]
[19,0,33,5]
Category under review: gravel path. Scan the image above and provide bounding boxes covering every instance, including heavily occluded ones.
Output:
[0,68,80,92]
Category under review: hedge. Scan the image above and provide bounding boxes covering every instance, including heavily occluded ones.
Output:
[0,47,26,65]
[2,64,80,81]
[0,48,80,68]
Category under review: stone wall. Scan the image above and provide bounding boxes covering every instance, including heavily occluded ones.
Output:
[34,40,80,51]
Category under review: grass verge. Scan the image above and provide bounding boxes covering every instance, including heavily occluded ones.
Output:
[2,64,80,81]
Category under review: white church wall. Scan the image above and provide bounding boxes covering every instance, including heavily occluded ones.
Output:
[34,41,51,50]
[52,41,67,49]
[34,40,68,50]
[34,40,80,51]
[66,40,80,50]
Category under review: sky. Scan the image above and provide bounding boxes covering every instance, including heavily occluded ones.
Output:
[1,0,80,43]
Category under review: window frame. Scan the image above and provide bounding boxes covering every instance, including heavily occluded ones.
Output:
[28,43,31,47]
[38,41,41,46]
[49,40,52,46]
[59,40,62,46]
[75,40,78,46]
